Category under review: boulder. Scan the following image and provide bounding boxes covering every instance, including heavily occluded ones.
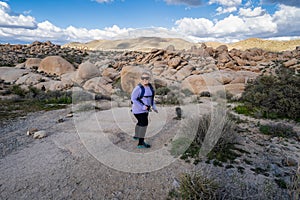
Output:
[181,74,222,94]
[0,67,28,84]
[25,58,42,69]
[83,77,113,96]
[35,80,70,91]
[174,65,193,81]
[168,57,181,68]
[75,61,100,83]
[61,71,76,86]
[15,73,45,85]
[38,56,75,76]
[225,83,245,95]
[102,67,119,80]
[283,58,298,68]
[120,65,145,94]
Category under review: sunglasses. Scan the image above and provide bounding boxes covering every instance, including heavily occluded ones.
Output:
[141,76,150,80]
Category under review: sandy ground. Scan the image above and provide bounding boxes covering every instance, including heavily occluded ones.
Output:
[1,100,299,200]
[0,102,213,200]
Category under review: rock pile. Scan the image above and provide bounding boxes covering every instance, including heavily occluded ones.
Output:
[0,42,299,100]
[0,41,87,67]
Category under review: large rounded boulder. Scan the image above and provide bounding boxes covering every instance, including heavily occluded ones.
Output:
[75,61,100,84]
[120,65,145,94]
[38,56,75,76]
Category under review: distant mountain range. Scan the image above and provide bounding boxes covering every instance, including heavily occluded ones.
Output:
[63,37,300,52]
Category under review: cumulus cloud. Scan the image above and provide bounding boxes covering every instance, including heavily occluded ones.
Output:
[174,17,214,36]
[216,6,237,15]
[262,0,300,8]
[0,1,37,29]
[209,0,242,7]
[173,5,291,40]
[272,5,300,36]
[239,7,266,17]
[164,0,203,6]
[209,0,242,14]
[0,1,299,44]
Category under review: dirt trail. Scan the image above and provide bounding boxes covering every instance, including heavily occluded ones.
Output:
[0,102,213,199]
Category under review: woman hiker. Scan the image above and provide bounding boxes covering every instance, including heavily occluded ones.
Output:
[131,71,158,148]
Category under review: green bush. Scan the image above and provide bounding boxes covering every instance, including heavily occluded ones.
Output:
[234,105,253,115]
[241,67,300,121]
[178,114,239,163]
[259,123,297,138]
[178,172,219,200]
[167,171,219,200]
[156,86,171,95]
[11,85,26,97]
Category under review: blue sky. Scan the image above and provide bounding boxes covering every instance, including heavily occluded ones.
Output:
[0,0,300,44]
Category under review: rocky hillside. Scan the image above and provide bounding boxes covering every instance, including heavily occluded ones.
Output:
[63,37,203,52]
[0,41,299,101]
[0,41,88,67]
[0,41,299,199]
[63,37,300,52]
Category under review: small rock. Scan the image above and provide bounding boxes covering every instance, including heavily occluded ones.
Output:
[26,128,38,136]
[33,131,47,139]
[66,113,73,118]
[57,118,65,123]
[283,157,298,167]
[172,178,180,188]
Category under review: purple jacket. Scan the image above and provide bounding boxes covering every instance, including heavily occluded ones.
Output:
[131,84,157,114]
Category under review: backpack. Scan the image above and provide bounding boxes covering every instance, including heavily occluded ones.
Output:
[131,83,155,106]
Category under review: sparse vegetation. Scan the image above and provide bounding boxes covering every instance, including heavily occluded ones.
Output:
[239,66,300,121]
[259,123,297,138]
[156,86,170,95]
[167,171,219,200]
[172,113,239,164]
[160,91,180,105]
[288,170,300,200]
[0,85,72,122]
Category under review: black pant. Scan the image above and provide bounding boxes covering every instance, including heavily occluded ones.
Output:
[134,112,149,127]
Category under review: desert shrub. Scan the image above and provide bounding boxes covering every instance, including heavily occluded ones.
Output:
[288,170,300,200]
[259,123,297,138]
[11,85,26,97]
[181,88,194,97]
[168,171,219,200]
[176,113,239,164]
[160,91,180,105]
[240,67,300,121]
[156,86,170,95]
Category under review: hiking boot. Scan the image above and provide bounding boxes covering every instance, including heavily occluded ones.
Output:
[137,142,151,148]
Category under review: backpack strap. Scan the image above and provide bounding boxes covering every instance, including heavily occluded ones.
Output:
[148,83,155,106]
[137,83,145,105]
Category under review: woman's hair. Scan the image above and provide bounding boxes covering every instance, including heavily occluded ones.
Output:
[141,71,151,78]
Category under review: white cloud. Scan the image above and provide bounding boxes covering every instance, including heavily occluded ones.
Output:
[209,0,242,14]
[174,17,214,36]
[272,5,300,36]
[239,7,266,17]
[0,1,299,44]
[174,7,278,39]
[0,1,36,28]
[209,0,242,7]
[216,6,237,15]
